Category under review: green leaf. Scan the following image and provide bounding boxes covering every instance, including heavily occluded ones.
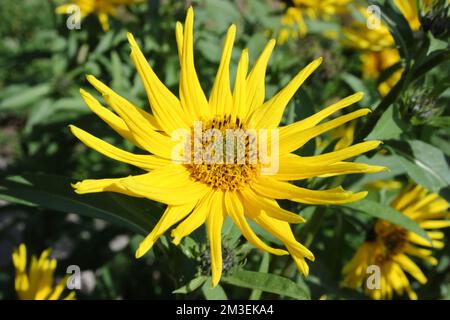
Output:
[388,140,450,193]
[222,270,310,300]
[0,84,52,111]
[0,174,162,236]
[424,116,450,128]
[249,253,270,300]
[343,199,430,241]
[366,105,407,140]
[202,278,228,300]
[173,276,207,294]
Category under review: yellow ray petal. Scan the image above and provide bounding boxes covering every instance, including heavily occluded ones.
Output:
[180,7,209,121]
[224,191,288,256]
[175,22,184,61]
[207,191,226,287]
[279,141,382,166]
[64,292,76,300]
[47,276,69,300]
[420,220,450,229]
[407,232,439,248]
[210,25,236,117]
[252,177,367,205]
[127,33,190,134]
[171,190,214,244]
[240,188,305,224]
[80,89,160,149]
[393,254,427,284]
[248,57,322,129]
[281,92,364,134]
[232,49,249,121]
[86,75,177,159]
[72,177,143,197]
[279,108,371,154]
[275,157,386,181]
[404,244,438,265]
[242,199,314,263]
[136,201,197,258]
[245,39,276,119]
[120,167,209,205]
[390,184,424,212]
[69,125,169,171]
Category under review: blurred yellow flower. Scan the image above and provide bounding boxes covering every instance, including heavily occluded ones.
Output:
[71,7,385,287]
[56,0,141,32]
[279,0,351,43]
[343,184,450,299]
[12,243,75,300]
[343,1,424,96]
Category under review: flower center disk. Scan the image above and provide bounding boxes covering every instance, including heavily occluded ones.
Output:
[185,116,259,191]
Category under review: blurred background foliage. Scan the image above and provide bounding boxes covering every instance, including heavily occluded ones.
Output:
[0,0,449,299]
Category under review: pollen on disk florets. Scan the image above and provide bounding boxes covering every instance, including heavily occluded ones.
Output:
[185,116,260,191]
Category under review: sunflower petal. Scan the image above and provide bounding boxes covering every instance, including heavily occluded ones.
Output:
[210,25,236,117]
[80,89,160,149]
[180,7,209,121]
[69,125,169,171]
[207,191,226,287]
[127,33,190,134]
[224,191,288,256]
[241,188,305,223]
[393,254,427,284]
[279,108,371,154]
[282,92,364,134]
[232,49,249,121]
[171,190,213,244]
[245,39,276,119]
[252,177,367,204]
[275,157,386,180]
[86,75,177,158]
[249,57,322,129]
[136,201,197,258]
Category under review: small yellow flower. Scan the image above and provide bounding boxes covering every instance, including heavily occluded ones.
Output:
[279,0,351,42]
[71,7,385,287]
[12,244,75,300]
[56,0,141,32]
[342,184,450,300]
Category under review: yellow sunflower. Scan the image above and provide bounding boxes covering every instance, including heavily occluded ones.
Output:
[279,0,351,42]
[12,243,76,300]
[342,184,450,299]
[56,0,141,32]
[70,7,385,287]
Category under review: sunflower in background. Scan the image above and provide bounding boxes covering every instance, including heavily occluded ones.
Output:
[56,0,142,32]
[70,7,386,287]
[342,184,450,299]
[343,0,423,96]
[279,0,352,43]
[12,244,76,300]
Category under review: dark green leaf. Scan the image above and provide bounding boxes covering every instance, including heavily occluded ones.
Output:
[343,199,430,241]
[0,173,162,236]
[223,270,310,300]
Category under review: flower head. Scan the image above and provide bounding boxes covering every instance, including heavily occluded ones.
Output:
[56,0,141,31]
[279,0,351,42]
[71,7,385,287]
[12,243,75,300]
[343,1,423,96]
[342,184,450,299]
